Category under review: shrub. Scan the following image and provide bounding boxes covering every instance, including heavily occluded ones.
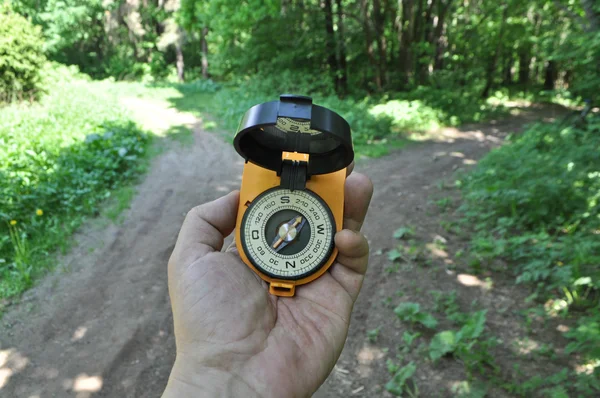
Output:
[0,75,150,298]
[461,117,600,296]
[0,6,47,103]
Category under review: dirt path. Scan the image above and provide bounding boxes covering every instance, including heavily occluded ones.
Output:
[0,102,564,397]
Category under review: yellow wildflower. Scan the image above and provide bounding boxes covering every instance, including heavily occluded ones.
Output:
[36,209,43,216]
[10,220,17,226]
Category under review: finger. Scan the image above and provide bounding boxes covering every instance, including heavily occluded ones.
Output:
[170,191,240,270]
[343,173,373,232]
[329,230,370,301]
[225,236,238,253]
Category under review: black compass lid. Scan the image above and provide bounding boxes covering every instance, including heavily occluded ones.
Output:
[233,94,354,175]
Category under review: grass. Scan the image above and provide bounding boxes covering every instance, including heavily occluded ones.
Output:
[381,111,600,395]
[459,116,600,310]
[104,186,136,223]
[434,115,599,395]
[111,77,520,159]
[0,68,158,302]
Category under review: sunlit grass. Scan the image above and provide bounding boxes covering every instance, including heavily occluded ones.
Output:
[0,73,153,302]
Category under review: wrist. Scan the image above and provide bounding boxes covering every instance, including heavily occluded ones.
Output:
[162,355,263,398]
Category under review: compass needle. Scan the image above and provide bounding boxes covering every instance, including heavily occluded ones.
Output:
[271,215,305,251]
[272,238,284,249]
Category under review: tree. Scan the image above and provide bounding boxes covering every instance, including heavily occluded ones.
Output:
[0,5,46,103]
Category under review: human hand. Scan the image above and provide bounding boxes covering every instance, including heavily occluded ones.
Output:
[163,171,373,398]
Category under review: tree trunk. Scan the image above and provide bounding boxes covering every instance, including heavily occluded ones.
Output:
[383,0,394,63]
[373,0,387,88]
[335,0,348,94]
[413,0,426,84]
[200,26,209,79]
[398,0,415,89]
[433,0,453,71]
[424,0,437,43]
[362,0,380,90]
[323,0,338,91]
[413,0,437,83]
[412,0,423,44]
[503,52,513,85]
[518,47,531,86]
[543,60,557,90]
[175,43,185,82]
[481,7,508,98]
[564,69,572,88]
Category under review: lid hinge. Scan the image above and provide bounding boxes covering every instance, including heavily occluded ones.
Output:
[279,159,308,191]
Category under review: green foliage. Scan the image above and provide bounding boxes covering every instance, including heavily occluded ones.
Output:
[12,0,182,81]
[429,330,458,361]
[394,302,438,329]
[450,381,488,398]
[402,331,421,348]
[0,72,150,299]
[367,327,381,343]
[518,369,571,397]
[393,226,414,240]
[388,249,403,262]
[429,311,487,361]
[565,313,600,363]
[553,15,600,101]
[159,77,411,156]
[385,361,418,397]
[459,113,600,392]
[0,5,46,103]
[7,0,599,105]
[461,118,600,296]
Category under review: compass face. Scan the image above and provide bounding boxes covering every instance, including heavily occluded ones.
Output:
[276,117,322,135]
[240,187,336,280]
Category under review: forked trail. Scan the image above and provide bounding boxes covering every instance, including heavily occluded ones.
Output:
[0,101,563,397]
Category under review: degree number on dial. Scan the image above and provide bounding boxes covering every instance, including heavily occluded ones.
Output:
[240,187,335,280]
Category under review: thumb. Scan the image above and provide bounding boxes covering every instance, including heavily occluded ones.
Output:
[169,190,240,272]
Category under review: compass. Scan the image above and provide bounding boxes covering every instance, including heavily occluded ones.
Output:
[234,95,353,297]
[240,187,335,280]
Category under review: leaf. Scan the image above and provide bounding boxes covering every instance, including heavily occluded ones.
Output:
[394,302,420,320]
[429,330,457,361]
[402,331,421,346]
[385,362,417,396]
[394,302,438,329]
[573,277,592,286]
[85,133,100,143]
[457,310,487,340]
[387,249,402,261]
[393,227,412,239]
[416,312,438,329]
[386,359,399,374]
[543,386,569,398]
[117,147,127,157]
[366,327,380,343]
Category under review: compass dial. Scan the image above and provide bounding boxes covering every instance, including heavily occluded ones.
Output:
[240,187,336,280]
[276,117,322,135]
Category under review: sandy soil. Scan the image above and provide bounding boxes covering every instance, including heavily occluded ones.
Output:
[0,101,566,397]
